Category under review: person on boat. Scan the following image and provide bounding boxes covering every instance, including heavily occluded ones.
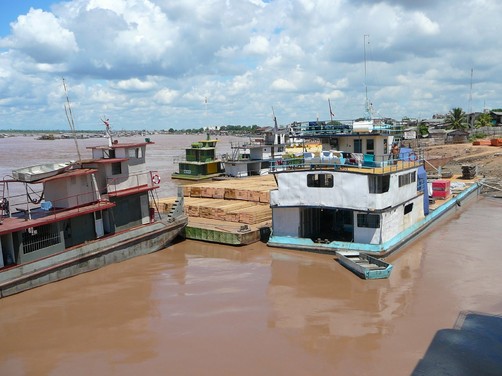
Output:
[390,142,400,162]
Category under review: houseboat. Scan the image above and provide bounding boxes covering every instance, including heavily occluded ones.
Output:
[223,129,288,177]
[0,138,188,297]
[172,135,225,180]
[267,124,481,256]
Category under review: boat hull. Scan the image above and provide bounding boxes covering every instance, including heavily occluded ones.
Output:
[0,215,187,298]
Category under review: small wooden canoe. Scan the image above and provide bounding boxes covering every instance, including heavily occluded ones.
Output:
[12,162,72,182]
[336,251,393,279]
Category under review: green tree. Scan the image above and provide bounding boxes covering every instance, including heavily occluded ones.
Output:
[445,108,467,130]
[474,113,493,128]
[418,121,429,136]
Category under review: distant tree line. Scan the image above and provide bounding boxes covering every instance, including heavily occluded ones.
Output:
[167,124,261,134]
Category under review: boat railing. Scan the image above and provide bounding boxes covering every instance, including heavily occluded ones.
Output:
[287,119,403,137]
[0,184,104,222]
[106,170,159,194]
[270,151,422,173]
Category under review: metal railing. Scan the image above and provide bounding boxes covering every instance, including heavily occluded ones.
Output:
[106,170,157,195]
[269,151,423,174]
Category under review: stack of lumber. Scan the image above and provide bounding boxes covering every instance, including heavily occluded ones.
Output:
[158,175,276,245]
[169,197,271,224]
[157,175,274,224]
[182,175,276,203]
[461,164,477,179]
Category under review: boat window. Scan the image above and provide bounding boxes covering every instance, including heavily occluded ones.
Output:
[404,203,413,215]
[357,213,380,228]
[307,173,334,188]
[128,147,143,159]
[111,162,122,175]
[354,139,362,153]
[368,175,390,193]
[398,172,416,187]
[104,149,116,159]
[366,139,374,154]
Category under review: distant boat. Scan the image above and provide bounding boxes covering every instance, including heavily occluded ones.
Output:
[223,129,288,177]
[172,134,225,181]
[12,162,73,182]
[336,251,393,279]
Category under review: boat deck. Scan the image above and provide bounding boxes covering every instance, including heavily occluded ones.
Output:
[0,201,115,235]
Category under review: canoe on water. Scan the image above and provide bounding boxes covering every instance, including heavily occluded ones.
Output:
[336,251,393,280]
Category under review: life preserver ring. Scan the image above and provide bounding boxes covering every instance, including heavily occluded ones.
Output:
[152,174,161,185]
[409,152,417,161]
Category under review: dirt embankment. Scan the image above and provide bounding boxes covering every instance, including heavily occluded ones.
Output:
[423,142,502,180]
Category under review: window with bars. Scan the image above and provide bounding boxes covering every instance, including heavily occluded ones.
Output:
[22,223,61,254]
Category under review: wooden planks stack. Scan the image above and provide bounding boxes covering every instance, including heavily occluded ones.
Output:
[182,175,276,203]
[158,175,274,225]
[157,176,276,245]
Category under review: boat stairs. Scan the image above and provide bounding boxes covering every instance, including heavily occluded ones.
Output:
[158,175,276,245]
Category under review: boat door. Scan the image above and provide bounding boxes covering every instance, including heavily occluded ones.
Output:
[140,194,150,224]
[94,210,104,238]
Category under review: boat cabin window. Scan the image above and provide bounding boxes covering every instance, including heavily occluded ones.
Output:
[128,147,143,159]
[111,162,122,175]
[368,175,390,193]
[104,149,116,159]
[354,139,362,153]
[366,139,374,155]
[307,173,334,188]
[398,172,416,187]
[404,203,413,215]
[357,213,380,228]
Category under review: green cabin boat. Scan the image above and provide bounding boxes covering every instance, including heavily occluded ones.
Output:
[172,135,225,180]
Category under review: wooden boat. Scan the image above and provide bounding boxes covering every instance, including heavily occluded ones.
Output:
[336,251,393,279]
[12,162,73,182]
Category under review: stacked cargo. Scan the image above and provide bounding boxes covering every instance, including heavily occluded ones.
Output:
[461,164,477,179]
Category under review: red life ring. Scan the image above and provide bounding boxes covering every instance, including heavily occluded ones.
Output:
[152,174,161,185]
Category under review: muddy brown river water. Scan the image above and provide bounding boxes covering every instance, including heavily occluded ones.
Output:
[1,134,501,375]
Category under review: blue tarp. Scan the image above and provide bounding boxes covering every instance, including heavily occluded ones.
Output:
[418,165,429,215]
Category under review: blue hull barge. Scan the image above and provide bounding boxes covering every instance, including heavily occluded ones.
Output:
[267,131,482,257]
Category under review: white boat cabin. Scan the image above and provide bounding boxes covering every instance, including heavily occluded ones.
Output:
[269,155,427,247]
[224,130,288,177]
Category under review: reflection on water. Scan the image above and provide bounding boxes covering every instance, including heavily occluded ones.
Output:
[1,135,502,375]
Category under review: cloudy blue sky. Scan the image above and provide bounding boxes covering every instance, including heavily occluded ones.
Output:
[0,0,500,131]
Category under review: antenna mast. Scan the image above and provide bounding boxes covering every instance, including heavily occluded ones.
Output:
[62,78,82,161]
[363,34,372,119]
[272,106,278,131]
[469,68,473,113]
